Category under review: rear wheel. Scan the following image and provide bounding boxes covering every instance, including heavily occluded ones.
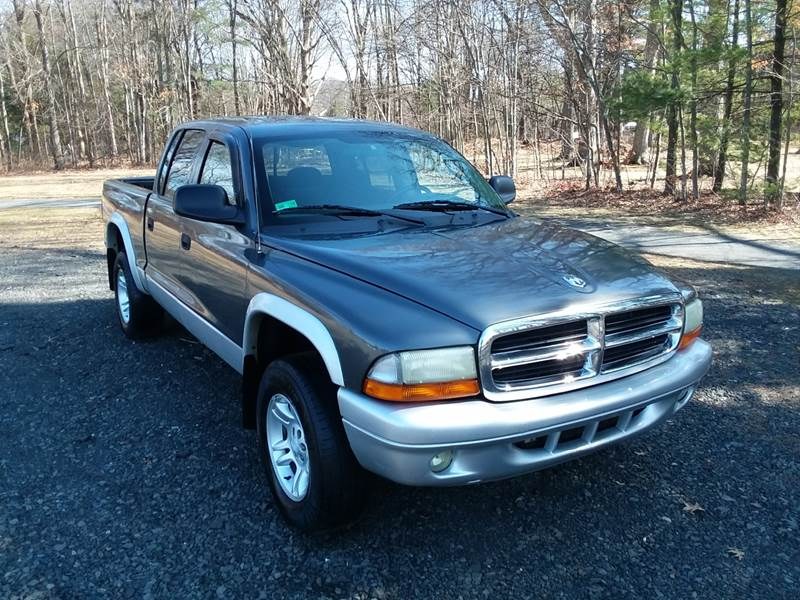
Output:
[257,353,366,531]
[113,252,162,339]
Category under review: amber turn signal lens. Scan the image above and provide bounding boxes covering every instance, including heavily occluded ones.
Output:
[678,326,702,350]
[363,378,480,402]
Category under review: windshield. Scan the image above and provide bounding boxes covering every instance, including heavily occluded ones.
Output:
[253,130,507,224]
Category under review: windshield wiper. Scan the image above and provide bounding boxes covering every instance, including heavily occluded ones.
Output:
[392,200,510,217]
[276,204,424,225]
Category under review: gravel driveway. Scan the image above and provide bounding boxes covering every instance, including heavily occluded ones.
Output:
[1,210,799,599]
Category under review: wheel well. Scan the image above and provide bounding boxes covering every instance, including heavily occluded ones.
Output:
[241,314,323,429]
[105,223,124,290]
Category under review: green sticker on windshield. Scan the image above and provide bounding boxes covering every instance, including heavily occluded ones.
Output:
[274,199,298,211]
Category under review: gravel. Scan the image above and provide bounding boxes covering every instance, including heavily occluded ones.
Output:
[1,217,799,599]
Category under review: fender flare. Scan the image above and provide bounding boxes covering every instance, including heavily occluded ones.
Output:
[243,293,344,386]
[106,213,147,293]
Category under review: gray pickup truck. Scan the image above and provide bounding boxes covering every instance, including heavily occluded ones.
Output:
[102,117,711,531]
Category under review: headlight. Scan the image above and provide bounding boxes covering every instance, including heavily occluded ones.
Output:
[363,346,479,402]
[679,298,703,349]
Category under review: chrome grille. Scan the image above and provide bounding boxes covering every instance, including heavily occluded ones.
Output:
[602,304,682,372]
[478,295,684,401]
[491,320,588,353]
[492,354,586,386]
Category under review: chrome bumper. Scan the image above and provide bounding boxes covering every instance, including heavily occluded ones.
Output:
[338,340,712,486]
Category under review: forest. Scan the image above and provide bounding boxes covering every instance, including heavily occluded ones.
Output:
[0,0,796,210]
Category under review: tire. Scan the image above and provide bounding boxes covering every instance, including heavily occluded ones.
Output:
[257,353,367,531]
[113,251,162,339]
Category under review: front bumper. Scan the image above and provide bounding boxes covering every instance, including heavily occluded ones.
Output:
[338,340,712,486]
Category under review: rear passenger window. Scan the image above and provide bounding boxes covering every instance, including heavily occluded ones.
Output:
[199,142,237,205]
[164,129,205,197]
[156,132,181,194]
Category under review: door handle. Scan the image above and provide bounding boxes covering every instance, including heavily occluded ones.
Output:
[180,233,191,251]
[146,216,154,231]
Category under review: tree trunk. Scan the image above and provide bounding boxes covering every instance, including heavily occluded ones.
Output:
[765,0,787,206]
[778,28,794,210]
[739,0,753,205]
[298,0,315,115]
[714,0,739,192]
[229,0,240,115]
[678,104,688,201]
[33,0,64,170]
[688,0,699,200]
[630,0,660,164]
[64,0,93,165]
[97,2,118,158]
[650,130,662,188]
[664,0,682,197]
[0,68,12,169]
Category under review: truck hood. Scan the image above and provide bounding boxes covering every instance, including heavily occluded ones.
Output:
[263,217,679,331]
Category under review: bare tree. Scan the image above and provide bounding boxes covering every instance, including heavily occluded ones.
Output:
[32,0,64,169]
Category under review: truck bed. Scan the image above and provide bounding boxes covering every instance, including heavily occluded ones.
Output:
[119,176,156,191]
[101,176,155,278]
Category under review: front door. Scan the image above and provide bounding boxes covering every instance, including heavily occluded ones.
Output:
[177,133,252,345]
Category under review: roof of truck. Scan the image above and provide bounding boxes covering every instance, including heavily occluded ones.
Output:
[181,116,428,138]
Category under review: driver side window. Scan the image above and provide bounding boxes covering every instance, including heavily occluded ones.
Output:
[407,145,476,201]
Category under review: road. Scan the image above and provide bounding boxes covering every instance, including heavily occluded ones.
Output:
[0,201,799,598]
[0,197,99,210]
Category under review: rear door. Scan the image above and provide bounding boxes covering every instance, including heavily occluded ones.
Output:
[177,130,252,344]
[144,128,206,300]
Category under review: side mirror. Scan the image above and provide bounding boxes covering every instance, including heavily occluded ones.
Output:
[488,175,516,204]
[174,184,245,225]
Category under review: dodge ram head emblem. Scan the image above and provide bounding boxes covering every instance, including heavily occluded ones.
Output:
[562,274,587,288]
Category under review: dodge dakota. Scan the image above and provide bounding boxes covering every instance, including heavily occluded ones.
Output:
[101,117,711,531]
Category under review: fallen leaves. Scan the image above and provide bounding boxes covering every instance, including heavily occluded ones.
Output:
[529,185,800,228]
[681,499,706,515]
[726,547,745,561]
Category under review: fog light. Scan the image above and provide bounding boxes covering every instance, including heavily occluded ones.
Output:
[430,450,454,473]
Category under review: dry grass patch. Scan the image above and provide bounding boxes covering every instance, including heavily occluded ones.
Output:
[0,167,152,201]
[0,206,104,251]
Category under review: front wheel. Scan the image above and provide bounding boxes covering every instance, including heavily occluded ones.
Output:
[257,354,366,531]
